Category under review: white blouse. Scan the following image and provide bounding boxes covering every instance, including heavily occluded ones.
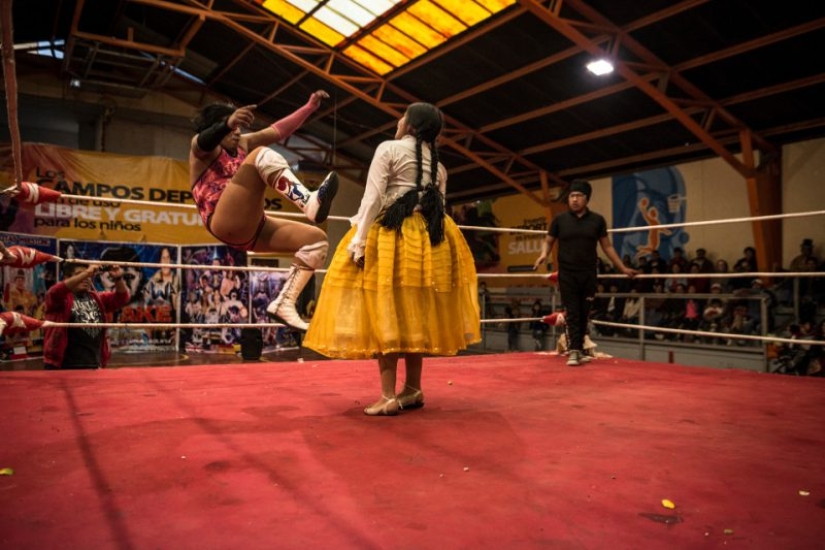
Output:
[349,135,447,249]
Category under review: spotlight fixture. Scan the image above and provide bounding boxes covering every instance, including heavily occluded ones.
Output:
[586,59,614,76]
[69,78,81,89]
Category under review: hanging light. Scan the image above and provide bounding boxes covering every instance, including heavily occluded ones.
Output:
[586,59,614,76]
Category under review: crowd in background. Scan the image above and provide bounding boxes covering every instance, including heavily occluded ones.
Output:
[481,239,824,376]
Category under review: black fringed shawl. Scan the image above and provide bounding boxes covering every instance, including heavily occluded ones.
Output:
[379,185,445,246]
[378,139,445,246]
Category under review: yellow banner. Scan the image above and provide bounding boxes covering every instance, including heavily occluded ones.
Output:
[0,143,305,244]
[451,194,549,279]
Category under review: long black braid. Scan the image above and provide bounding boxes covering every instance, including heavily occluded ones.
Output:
[380,103,446,245]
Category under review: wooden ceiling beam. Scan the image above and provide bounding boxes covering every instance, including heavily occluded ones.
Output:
[132,0,549,204]
[437,38,611,108]
[520,0,752,178]
[674,17,825,72]
[434,6,824,139]
[562,0,775,155]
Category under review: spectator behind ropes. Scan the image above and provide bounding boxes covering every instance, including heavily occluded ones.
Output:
[620,286,643,335]
[790,238,818,272]
[505,301,521,352]
[735,278,777,333]
[791,318,825,376]
[659,283,685,335]
[701,296,727,342]
[668,247,688,272]
[714,259,731,292]
[732,246,757,290]
[724,302,756,345]
[668,262,688,293]
[478,280,491,318]
[593,282,622,336]
[688,248,712,293]
[647,250,666,275]
[682,284,703,337]
[644,282,667,338]
[529,299,549,351]
[43,263,131,370]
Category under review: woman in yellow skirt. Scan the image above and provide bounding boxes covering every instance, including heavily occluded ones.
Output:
[304,103,481,416]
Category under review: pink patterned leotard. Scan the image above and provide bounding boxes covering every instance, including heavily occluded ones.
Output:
[192,148,266,251]
[192,147,247,226]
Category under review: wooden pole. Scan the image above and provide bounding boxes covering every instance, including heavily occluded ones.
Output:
[1,0,23,189]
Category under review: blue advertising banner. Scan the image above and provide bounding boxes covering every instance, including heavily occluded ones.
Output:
[612,167,690,262]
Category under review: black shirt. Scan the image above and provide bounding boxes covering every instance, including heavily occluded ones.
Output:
[62,293,104,369]
[549,209,608,273]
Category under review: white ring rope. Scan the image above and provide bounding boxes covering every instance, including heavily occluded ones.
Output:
[458,209,825,234]
[591,319,806,347]
[479,315,806,347]
[58,193,352,223]
[480,317,543,324]
[457,224,546,235]
[475,271,820,279]
[65,258,817,283]
[600,271,822,279]
[607,209,825,234]
[42,321,289,330]
[71,258,297,274]
[54,192,825,236]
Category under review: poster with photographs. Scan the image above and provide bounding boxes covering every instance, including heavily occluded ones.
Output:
[58,240,180,352]
[179,245,248,353]
[0,232,58,360]
[248,257,299,352]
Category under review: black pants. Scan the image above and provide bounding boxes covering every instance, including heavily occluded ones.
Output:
[558,269,597,352]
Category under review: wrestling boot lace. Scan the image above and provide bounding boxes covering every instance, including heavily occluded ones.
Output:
[266,265,313,331]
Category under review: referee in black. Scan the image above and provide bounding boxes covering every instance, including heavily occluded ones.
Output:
[533,180,637,366]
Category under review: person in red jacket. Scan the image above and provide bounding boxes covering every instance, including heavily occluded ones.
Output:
[43,263,130,369]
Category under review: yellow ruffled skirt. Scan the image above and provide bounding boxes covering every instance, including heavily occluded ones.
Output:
[304,213,481,359]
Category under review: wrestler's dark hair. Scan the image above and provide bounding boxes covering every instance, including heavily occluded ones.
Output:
[193,103,235,133]
[380,102,446,245]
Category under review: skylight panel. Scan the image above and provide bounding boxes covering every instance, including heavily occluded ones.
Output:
[434,0,491,26]
[314,5,360,35]
[261,0,305,24]
[474,0,516,10]
[15,40,65,59]
[299,17,345,46]
[343,44,394,74]
[327,0,376,26]
[388,12,446,48]
[408,1,467,39]
[256,0,516,75]
[351,0,398,15]
[358,34,410,67]
[371,24,427,59]
[284,0,320,12]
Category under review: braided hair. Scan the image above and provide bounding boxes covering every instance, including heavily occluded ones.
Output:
[380,103,446,245]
